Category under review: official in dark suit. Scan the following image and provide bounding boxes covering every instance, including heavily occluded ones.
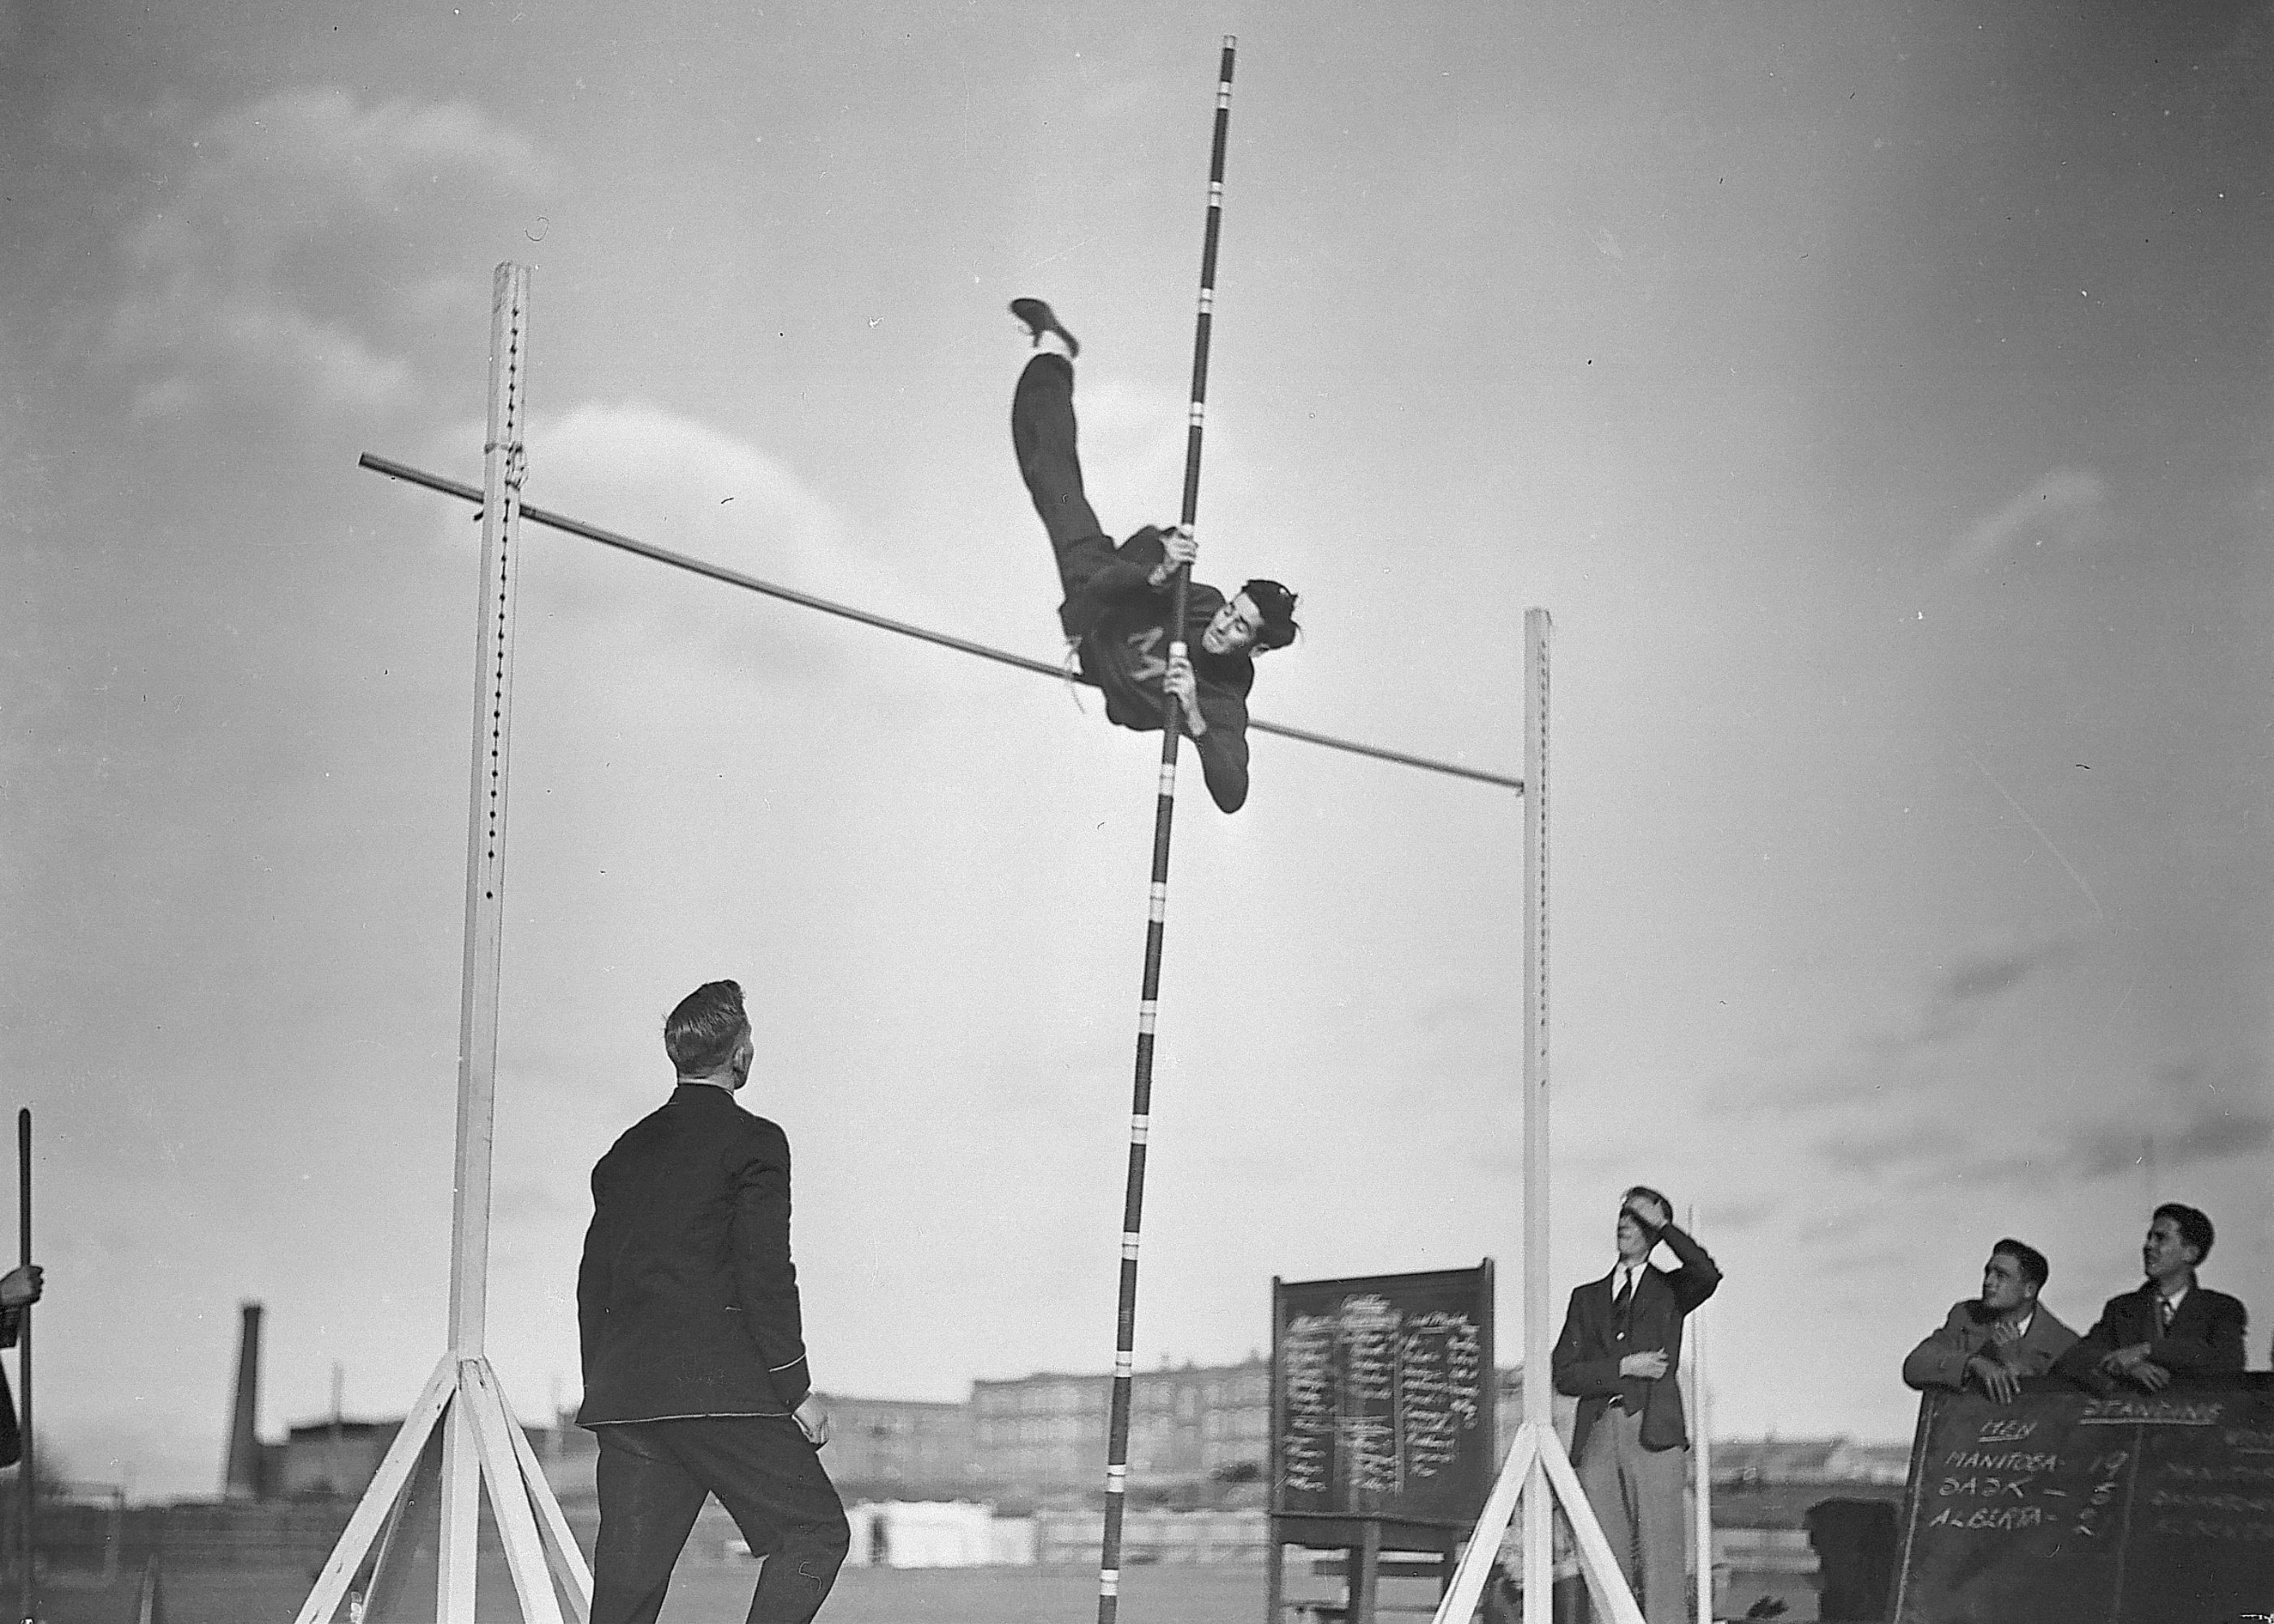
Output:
[1902,1238,2077,1403]
[1551,1186,1720,1624]
[577,980,849,1624]
[2053,1202,2248,1396]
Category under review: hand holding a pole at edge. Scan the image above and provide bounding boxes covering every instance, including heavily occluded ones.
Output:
[0,1267,40,1311]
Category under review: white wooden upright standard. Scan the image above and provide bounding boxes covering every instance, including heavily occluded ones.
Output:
[1428,611,1648,1624]
[293,264,593,1624]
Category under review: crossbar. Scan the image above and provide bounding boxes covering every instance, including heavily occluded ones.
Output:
[357,451,1523,793]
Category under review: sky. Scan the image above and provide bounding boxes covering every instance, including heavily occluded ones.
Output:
[3,0,2270,1502]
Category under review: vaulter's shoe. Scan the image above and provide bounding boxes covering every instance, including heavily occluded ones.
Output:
[1009,297,1080,359]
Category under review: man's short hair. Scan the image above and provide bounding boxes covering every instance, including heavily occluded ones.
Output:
[1991,1238,2050,1291]
[1240,579,1300,653]
[1622,1185,1671,1216]
[664,980,749,1076]
[2155,1203,2215,1263]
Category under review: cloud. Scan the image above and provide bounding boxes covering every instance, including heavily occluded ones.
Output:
[467,399,945,692]
[102,89,552,420]
[1943,467,2112,574]
[1719,929,2076,1114]
[1805,1044,2272,1193]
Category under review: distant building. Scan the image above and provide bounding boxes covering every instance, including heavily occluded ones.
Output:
[819,1395,977,1502]
[971,1358,1272,1501]
[272,1420,403,1500]
[1712,1436,1910,1488]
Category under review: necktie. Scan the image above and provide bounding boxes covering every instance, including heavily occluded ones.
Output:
[2157,1297,2174,1334]
[1615,1271,1635,1320]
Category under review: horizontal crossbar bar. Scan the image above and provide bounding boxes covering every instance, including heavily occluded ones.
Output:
[358,451,1524,792]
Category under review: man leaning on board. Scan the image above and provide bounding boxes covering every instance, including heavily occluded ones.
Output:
[2053,1203,2248,1396]
[1901,1238,2077,1404]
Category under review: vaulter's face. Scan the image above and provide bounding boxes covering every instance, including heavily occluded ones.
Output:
[1201,593,1263,655]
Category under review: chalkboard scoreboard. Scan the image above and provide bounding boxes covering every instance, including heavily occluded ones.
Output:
[1269,1263,1495,1527]
[1892,1375,2274,1623]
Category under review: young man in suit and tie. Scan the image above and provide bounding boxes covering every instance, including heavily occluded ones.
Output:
[1551,1186,1721,1624]
[2054,1203,2248,1396]
[1902,1238,2078,1403]
[577,980,850,1624]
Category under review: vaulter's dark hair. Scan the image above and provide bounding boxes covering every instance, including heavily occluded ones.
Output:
[664,979,750,1076]
[2155,1203,2215,1264]
[1240,579,1301,653]
[1992,1238,2050,1291]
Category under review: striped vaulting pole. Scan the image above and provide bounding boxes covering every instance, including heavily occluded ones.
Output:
[1096,36,1235,1624]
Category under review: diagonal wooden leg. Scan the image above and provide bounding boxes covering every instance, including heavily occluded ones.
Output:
[460,1359,566,1624]
[490,1372,594,1622]
[294,1356,456,1624]
[1430,1422,1539,1624]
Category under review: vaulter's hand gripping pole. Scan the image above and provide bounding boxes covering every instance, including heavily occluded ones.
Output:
[1095,37,1235,1624]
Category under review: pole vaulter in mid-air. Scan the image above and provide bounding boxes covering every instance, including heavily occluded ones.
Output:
[1008,297,1299,814]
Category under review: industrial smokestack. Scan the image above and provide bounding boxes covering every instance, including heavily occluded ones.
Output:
[221,1301,263,1501]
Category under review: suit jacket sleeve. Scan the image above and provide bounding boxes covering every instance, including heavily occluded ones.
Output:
[2155,1292,2248,1374]
[575,1166,612,1383]
[729,1122,811,1410]
[2013,1307,2079,1376]
[2054,1296,2129,1394]
[1903,1302,1982,1392]
[1552,1288,1623,1397]
[1657,1222,1722,1312]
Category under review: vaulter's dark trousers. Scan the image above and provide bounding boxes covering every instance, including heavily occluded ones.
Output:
[1012,352,1121,639]
[591,1416,850,1624]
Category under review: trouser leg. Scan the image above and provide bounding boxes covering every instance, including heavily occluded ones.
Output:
[591,1425,711,1624]
[668,1415,850,1624]
[1576,1416,1640,1605]
[1011,353,1109,557]
[1628,1440,1688,1624]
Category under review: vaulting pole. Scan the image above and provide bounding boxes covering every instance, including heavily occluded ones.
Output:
[1095,37,1234,1624]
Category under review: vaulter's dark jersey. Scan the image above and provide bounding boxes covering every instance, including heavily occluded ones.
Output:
[1058,525,1255,814]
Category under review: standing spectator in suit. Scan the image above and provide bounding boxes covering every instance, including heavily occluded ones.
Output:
[1552,1187,1721,1624]
[1902,1239,2077,1403]
[0,1263,41,1467]
[577,980,849,1624]
[2053,1203,2248,1396]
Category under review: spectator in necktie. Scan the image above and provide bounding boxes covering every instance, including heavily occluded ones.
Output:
[2053,1203,2248,1396]
[1551,1188,1720,1624]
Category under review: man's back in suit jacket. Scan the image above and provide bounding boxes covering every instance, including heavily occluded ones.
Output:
[577,1083,812,1425]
